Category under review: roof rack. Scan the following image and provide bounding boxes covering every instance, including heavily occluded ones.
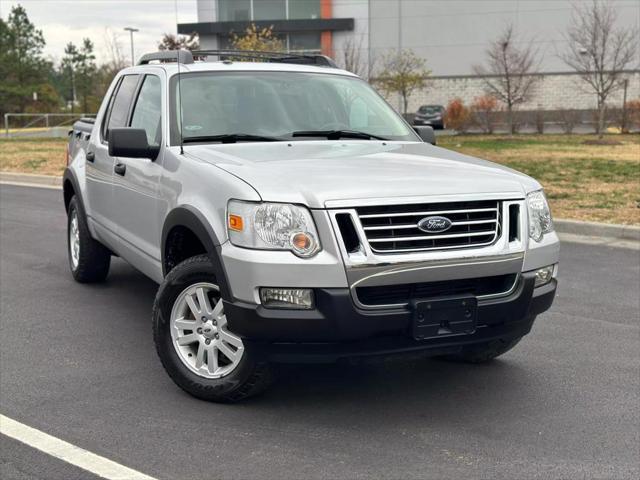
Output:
[137,49,338,68]
[193,49,338,67]
[138,50,194,65]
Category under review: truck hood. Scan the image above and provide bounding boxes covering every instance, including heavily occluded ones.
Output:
[186,141,540,208]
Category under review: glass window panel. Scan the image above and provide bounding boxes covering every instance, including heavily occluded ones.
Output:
[218,0,251,21]
[170,72,416,143]
[130,75,162,146]
[106,74,139,140]
[288,32,321,52]
[289,0,320,19]
[253,0,286,20]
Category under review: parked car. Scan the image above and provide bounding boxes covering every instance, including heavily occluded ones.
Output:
[414,104,445,129]
[64,50,558,403]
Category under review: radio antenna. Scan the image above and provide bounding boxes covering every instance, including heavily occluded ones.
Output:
[174,0,184,155]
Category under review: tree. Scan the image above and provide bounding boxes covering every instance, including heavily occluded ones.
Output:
[61,39,97,113]
[230,23,283,52]
[158,32,199,51]
[339,37,367,78]
[0,5,52,116]
[375,49,430,115]
[561,0,637,138]
[474,25,540,135]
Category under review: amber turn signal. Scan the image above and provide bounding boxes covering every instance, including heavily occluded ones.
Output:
[228,214,244,231]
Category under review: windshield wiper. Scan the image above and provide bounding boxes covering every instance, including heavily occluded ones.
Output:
[182,133,283,144]
[291,130,387,140]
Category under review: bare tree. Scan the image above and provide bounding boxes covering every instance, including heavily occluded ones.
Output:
[103,28,127,72]
[561,0,637,138]
[375,49,430,115]
[474,25,540,135]
[339,37,367,78]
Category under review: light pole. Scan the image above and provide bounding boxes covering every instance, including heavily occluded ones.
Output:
[124,27,139,66]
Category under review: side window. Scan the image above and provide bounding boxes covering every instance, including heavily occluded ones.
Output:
[100,77,121,141]
[105,74,140,140]
[130,75,162,146]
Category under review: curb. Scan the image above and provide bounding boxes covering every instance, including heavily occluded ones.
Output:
[0,171,62,187]
[554,219,640,241]
[1,171,639,242]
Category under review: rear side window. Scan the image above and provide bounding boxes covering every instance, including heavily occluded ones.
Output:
[105,74,140,140]
[130,75,162,147]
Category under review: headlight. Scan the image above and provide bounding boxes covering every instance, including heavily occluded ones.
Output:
[527,190,554,242]
[227,200,321,257]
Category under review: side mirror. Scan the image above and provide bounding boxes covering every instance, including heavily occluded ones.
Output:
[108,128,159,160]
[413,125,436,145]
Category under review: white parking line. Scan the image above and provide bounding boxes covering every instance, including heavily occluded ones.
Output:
[0,414,158,480]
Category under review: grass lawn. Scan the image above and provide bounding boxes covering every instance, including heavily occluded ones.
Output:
[1,134,638,224]
[437,134,639,225]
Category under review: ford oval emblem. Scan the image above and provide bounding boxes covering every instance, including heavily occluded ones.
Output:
[417,216,452,233]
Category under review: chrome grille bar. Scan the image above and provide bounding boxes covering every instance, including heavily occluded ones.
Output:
[355,200,502,253]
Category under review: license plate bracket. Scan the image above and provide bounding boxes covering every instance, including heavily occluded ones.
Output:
[412,296,478,340]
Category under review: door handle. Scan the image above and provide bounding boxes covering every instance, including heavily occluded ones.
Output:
[114,163,126,176]
[86,151,95,162]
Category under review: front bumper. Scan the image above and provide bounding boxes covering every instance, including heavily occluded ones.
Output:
[224,271,556,363]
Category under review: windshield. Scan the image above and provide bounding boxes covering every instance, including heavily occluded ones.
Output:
[170,71,419,144]
[418,106,443,115]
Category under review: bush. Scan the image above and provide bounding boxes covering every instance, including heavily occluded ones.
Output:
[558,109,581,134]
[470,95,499,134]
[444,98,471,133]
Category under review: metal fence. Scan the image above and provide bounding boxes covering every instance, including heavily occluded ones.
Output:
[4,113,96,138]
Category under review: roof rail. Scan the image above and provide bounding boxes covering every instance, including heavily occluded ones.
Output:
[137,49,339,68]
[138,50,194,65]
[192,49,338,68]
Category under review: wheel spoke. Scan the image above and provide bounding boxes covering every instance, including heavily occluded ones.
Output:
[217,341,239,364]
[185,294,201,318]
[206,345,219,374]
[220,329,243,349]
[174,317,197,331]
[196,287,213,316]
[195,342,206,369]
[212,298,224,320]
[177,332,199,346]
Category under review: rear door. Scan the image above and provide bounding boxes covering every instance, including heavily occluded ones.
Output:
[111,73,164,280]
[86,74,140,243]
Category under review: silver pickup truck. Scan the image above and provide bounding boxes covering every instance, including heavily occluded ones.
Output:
[65,50,559,402]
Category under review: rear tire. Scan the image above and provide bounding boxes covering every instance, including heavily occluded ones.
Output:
[67,196,111,283]
[153,254,273,403]
[438,336,523,363]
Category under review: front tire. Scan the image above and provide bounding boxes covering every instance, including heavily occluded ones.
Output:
[67,196,111,283]
[153,254,272,402]
[438,336,523,363]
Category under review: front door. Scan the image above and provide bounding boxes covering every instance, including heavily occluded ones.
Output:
[111,73,164,281]
[85,74,140,246]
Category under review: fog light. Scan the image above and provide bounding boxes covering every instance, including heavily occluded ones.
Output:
[534,265,554,287]
[260,288,314,309]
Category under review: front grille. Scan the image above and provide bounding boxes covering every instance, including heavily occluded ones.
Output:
[356,200,501,253]
[356,273,518,307]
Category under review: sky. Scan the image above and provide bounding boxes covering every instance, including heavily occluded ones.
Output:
[0,0,198,65]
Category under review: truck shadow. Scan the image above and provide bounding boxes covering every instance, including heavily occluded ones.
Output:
[102,260,543,427]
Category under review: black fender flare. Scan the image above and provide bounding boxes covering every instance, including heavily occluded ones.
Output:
[63,168,85,213]
[161,206,232,300]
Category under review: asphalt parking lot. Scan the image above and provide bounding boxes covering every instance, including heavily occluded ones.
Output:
[1,183,639,480]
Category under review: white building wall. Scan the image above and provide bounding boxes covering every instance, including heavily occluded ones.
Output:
[384,71,640,113]
[332,0,370,76]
